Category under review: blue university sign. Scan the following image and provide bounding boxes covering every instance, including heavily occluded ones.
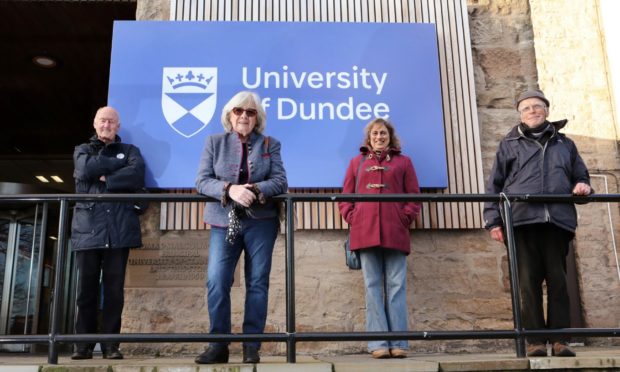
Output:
[109,21,446,188]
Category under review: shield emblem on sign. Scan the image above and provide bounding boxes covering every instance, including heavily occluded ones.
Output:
[161,67,218,138]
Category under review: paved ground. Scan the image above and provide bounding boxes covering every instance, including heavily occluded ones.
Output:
[0,346,619,371]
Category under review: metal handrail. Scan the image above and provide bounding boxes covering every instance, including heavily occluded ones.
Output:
[2,192,616,202]
[1,193,619,364]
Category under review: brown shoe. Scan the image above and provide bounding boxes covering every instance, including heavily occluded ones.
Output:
[390,348,407,358]
[526,343,547,357]
[371,349,391,359]
[552,342,576,357]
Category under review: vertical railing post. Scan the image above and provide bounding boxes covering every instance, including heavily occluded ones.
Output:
[285,196,296,363]
[48,199,69,364]
[502,198,526,357]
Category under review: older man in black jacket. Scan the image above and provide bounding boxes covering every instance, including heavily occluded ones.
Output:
[484,90,591,358]
[70,106,145,360]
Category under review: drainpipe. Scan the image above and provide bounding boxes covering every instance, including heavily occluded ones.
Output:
[589,174,620,282]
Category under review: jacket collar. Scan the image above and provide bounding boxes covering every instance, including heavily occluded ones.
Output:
[506,119,567,140]
[231,130,261,144]
[89,134,122,146]
[360,146,401,161]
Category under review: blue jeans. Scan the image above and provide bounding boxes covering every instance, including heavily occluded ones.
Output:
[206,217,279,349]
[360,247,409,351]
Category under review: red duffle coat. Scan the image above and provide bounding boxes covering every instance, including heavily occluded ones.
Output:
[338,147,421,254]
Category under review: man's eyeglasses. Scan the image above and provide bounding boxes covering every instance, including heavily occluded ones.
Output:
[232,107,258,117]
[519,103,546,114]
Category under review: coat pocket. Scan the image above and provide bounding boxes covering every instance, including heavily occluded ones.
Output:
[348,206,360,225]
[398,210,411,227]
[72,202,95,234]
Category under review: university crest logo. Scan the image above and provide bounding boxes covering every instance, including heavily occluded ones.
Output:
[161,67,218,138]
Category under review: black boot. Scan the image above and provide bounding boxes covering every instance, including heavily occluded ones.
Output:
[242,345,260,363]
[71,345,93,360]
[102,344,124,359]
[195,345,229,364]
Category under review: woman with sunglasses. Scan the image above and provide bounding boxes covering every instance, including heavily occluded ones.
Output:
[338,118,420,359]
[195,91,288,364]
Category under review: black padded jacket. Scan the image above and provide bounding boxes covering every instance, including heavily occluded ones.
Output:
[70,135,145,250]
[483,120,590,233]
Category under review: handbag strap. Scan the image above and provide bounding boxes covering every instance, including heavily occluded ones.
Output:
[263,135,270,154]
[354,154,365,193]
[347,155,366,235]
[349,154,366,217]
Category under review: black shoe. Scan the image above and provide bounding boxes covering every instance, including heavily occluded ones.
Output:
[195,345,229,364]
[242,345,260,363]
[102,345,124,360]
[71,348,93,360]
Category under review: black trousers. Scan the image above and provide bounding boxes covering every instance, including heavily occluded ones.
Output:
[513,223,572,344]
[74,248,130,351]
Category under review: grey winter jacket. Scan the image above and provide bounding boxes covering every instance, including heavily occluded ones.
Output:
[483,120,590,233]
[195,131,288,227]
[70,135,145,250]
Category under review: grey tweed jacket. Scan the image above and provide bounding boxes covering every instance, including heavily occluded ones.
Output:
[195,131,288,227]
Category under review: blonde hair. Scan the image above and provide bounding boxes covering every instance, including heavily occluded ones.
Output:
[221,91,266,134]
[363,118,401,149]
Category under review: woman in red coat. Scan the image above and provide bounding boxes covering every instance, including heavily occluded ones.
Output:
[338,118,421,359]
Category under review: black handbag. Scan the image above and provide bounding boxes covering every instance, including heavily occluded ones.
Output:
[344,235,361,270]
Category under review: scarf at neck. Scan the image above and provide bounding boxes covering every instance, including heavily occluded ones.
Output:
[519,121,553,145]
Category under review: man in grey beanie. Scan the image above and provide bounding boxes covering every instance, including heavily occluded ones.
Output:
[484,89,592,357]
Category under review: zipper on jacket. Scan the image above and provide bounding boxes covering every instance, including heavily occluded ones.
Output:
[541,142,555,222]
[541,129,558,223]
[541,141,551,222]
[521,128,556,223]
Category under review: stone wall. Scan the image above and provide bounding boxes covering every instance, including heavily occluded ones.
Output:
[529,0,620,344]
[470,0,620,346]
[468,0,535,173]
[125,205,513,356]
[136,0,169,21]
[121,0,620,356]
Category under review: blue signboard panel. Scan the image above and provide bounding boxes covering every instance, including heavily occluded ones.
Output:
[108,21,446,188]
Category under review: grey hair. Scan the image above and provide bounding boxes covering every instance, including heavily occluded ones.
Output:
[94,106,120,123]
[220,91,266,134]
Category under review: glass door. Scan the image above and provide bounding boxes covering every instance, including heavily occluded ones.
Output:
[0,220,9,325]
[0,204,47,352]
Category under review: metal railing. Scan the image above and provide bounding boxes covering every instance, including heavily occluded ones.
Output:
[1,192,619,364]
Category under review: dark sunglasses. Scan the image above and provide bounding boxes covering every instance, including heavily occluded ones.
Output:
[232,107,258,117]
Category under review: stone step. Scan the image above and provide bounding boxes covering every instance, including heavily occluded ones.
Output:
[1,348,619,372]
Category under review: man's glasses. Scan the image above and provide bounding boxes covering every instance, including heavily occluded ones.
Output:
[519,103,546,114]
[232,107,258,117]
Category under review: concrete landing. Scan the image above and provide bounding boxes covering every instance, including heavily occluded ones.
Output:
[0,347,618,371]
